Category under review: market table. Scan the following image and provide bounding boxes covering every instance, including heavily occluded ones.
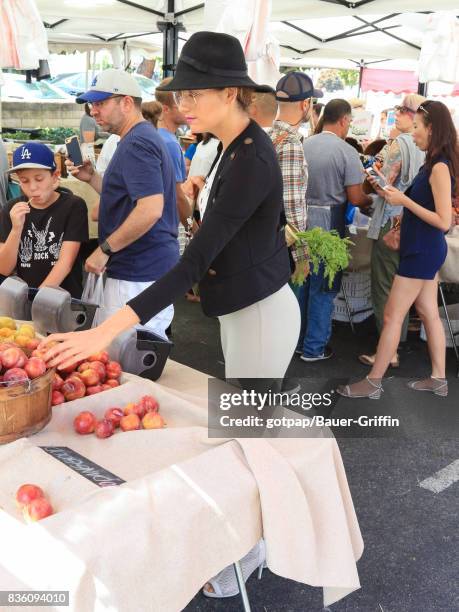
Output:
[0,359,363,612]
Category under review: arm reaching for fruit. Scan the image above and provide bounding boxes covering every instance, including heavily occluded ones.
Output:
[41,305,140,369]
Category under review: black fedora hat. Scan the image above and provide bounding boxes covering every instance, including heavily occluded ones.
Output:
[156,31,259,92]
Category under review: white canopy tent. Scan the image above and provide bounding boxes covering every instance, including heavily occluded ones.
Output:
[34,0,458,70]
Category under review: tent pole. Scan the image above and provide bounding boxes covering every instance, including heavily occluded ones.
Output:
[158,0,183,78]
[357,60,364,98]
[417,82,428,96]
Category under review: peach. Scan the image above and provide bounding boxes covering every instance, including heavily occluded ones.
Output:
[14,334,30,348]
[2,347,27,369]
[120,413,141,431]
[23,498,53,523]
[94,419,115,439]
[105,361,122,380]
[62,376,86,402]
[89,351,109,364]
[73,411,97,434]
[25,338,40,351]
[86,360,106,382]
[86,384,103,395]
[51,390,65,406]
[52,373,64,390]
[58,362,77,375]
[105,379,119,388]
[104,407,124,427]
[80,368,100,387]
[139,395,159,414]
[123,402,145,419]
[142,413,166,430]
[24,357,47,379]
[15,484,44,509]
[3,367,28,385]
[100,384,112,392]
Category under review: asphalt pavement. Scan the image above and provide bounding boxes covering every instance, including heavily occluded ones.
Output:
[170,296,458,612]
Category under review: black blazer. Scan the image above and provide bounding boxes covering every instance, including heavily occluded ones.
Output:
[128,120,291,322]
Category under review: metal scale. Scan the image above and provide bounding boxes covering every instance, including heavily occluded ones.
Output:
[0,277,172,381]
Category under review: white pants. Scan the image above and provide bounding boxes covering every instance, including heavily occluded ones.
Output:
[218,284,301,380]
[95,278,174,340]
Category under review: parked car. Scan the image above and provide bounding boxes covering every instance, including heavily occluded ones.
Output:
[51,72,158,101]
[0,73,73,102]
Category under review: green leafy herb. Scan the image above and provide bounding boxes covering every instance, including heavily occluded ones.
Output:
[293,227,354,288]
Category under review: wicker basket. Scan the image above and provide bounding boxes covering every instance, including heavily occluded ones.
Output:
[0,368,54,445]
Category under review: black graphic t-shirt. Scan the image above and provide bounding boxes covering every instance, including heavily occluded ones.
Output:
[0,188,89,298]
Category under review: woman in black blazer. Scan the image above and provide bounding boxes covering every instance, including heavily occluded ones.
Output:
[45,31,301,386]
[43,29,302,600]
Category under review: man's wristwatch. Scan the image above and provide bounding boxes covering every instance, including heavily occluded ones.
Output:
[100,239,114,256]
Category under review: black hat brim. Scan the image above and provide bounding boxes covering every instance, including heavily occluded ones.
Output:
[156,58,260,92]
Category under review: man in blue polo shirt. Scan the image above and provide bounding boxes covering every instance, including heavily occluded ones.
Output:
[69,69,179,338]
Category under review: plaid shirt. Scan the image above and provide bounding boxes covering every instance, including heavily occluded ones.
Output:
[268,120,308,261]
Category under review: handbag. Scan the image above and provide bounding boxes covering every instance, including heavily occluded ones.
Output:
[382,217,401,251]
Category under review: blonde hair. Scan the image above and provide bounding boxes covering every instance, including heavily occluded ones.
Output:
[236,87,255,111]
[402,93,427,113]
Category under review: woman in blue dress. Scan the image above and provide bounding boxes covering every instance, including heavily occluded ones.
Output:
[339,100,458,399]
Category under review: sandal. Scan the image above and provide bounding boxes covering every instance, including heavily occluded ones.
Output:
[407,377,448,397]
[358,353,399,368]
[337,376,383,400]
[203,539,266,598]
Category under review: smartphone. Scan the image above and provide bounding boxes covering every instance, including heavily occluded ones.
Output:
[365,167,388,189]
[65,135,84,166]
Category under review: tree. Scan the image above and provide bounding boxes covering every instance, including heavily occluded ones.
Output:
[317,69,344,92]
[336,69,359,88]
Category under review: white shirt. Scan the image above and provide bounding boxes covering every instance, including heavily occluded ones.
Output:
[96,134,120,175]
[189,138,219,178]
[197,153,222,219]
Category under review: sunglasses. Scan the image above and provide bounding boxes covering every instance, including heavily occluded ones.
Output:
[394,105,415,115]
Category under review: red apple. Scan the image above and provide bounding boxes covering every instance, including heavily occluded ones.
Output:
[123,402,145,419]
[24,357,47,379]
[73,411,97,434]
[89,351,109,364]
[139,395,159,414]
[2,347,27,369]
[23,498,53,523]
[80,368,100,387]
[51,390,65,406]
[15,484,44,509]
[142,412,166,430]
[105,361,122,380]
[105,379,119,388]
[3,367,28,385]
[62,376,86,402]
[94,419,115,439]
[52,373,64,390]
[104,407,124,427]
[86,384,103,395]
[120,413,141,431]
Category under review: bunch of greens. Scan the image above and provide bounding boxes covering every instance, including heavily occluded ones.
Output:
[293,227,354,288]
[36,127,77,144]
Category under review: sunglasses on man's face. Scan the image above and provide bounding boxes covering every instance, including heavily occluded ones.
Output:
[394,105,415,115]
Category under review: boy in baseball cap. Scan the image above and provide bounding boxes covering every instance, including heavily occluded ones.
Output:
[0,142,88,297]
